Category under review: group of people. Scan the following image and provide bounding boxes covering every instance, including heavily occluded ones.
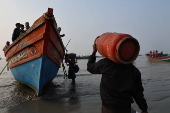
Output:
[149,50,163,57]
[12,22,30,42]
[3,23,65,52]
[3,22,30,52]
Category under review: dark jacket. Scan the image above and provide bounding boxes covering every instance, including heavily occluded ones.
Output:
[67,60,75,71]
[87,52,148,111]
[67,59,76,79]
[12,28,20,42]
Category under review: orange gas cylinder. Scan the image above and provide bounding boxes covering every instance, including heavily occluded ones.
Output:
[95,32,140,64]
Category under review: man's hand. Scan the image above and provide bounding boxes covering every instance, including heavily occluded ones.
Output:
[93,44,97,53]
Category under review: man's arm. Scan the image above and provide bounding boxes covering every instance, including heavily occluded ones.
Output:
[12,28,17,42]
[60,34,65,37]
[87,44,103,74]
[132,67,148,112]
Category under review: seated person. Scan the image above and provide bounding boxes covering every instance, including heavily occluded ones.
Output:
[3,41,10,51]
[25,22,30,30]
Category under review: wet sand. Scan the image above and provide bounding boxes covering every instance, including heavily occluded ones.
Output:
[0,80,170,113]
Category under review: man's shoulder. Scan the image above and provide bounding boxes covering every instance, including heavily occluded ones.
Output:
[131,64,141,74]
[13,28,18,31]
[99,58,117,65]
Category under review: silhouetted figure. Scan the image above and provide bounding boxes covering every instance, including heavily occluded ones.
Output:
[87,43,148,113]
[65,54,77,85]
[3,41,10,51]
[58,27,65,37]
[25,22,30,30]
[20,24,25,33]
[156,50,158,53]
[12,23,20,42]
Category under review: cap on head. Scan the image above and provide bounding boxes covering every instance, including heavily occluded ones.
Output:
[58,27,61,31]
[25,22,29,26]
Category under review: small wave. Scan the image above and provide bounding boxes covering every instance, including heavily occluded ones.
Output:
[151,95,170,101]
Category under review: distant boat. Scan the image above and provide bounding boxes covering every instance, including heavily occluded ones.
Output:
[76,55,90,59]
[4,8,65,96]
[145,53,170,61]
[76,55,103,59]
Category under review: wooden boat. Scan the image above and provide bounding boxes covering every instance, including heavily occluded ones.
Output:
[4,8,65,96]
[145,53,170,61]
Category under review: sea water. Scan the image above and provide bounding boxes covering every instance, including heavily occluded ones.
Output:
[0,56,170,113]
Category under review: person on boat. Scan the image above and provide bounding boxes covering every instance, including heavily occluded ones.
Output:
[156,50,158,53]
[150,51,152,56]
[3,41,10,51]
[57,27,65,37]
[25,22,30,30]
[152,50,155,57]
[160,51,163,57]
[20,24,25,33]
[12,23,21,42]
[65,54,77,85]
[87,43,148,113]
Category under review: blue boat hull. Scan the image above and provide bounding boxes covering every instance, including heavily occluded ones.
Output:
[10,56,59,95]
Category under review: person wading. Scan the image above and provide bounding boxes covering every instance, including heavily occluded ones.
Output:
[65,54,77,85]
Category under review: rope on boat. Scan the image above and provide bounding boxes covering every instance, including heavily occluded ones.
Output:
[65,39,71,48]
[61,39,71,78]
[62,62,67,79]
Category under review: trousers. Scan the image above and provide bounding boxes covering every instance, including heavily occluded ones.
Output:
[101,106,131,113]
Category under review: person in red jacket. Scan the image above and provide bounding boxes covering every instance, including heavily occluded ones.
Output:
[87,43,148,113]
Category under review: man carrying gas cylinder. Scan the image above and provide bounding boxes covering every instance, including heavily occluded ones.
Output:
[87,33,148,113]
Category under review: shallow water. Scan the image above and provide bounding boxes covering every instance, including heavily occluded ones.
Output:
[0,56,170,113]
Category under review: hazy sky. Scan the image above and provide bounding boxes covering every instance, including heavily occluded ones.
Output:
[0,0,170,58]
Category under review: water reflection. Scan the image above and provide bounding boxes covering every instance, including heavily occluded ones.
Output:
[6,82,81,113]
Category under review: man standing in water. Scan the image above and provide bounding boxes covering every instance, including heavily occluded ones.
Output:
[65,54,77,85]
[87,44,148,113]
